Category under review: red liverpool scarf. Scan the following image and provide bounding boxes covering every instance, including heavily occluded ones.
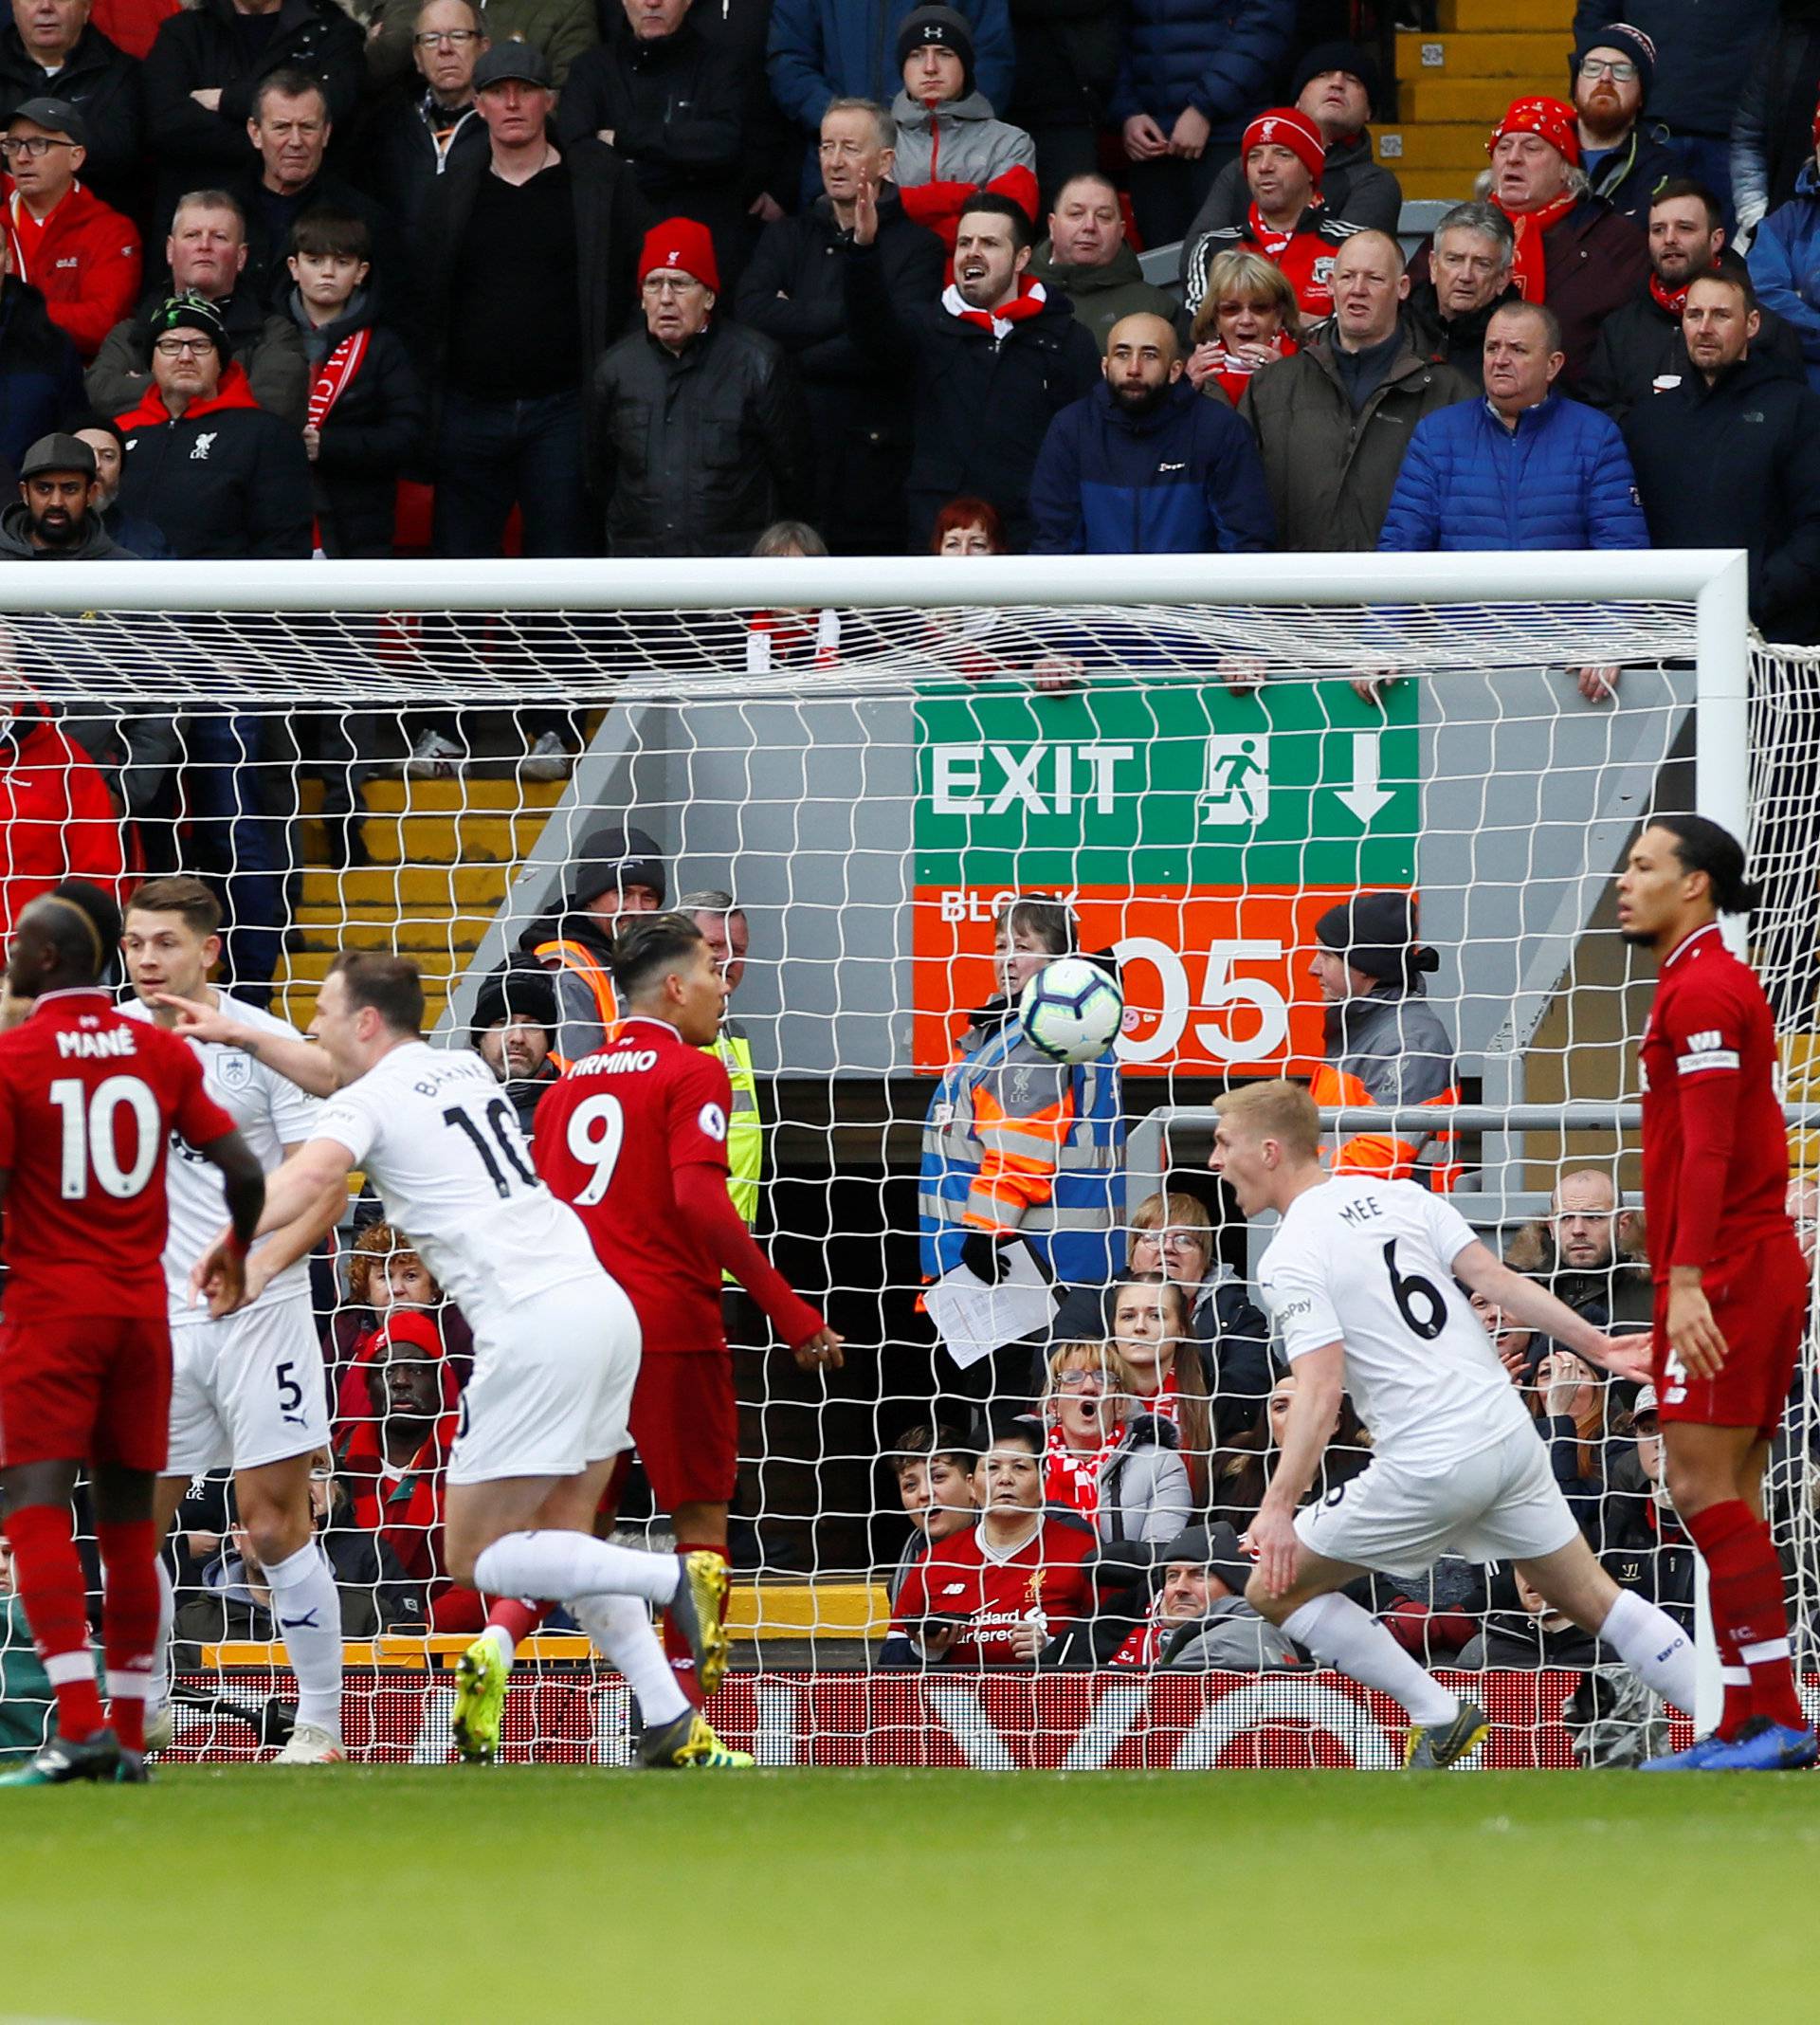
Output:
[941,275,1048,338]
[1246,201,1302,258]
[1649,274,1690,317]
[1496,189,1575,302]
[1044,1419,1124,1520]
[308,327,370,429]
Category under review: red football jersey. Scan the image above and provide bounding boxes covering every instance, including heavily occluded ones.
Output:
[0,987,235,1322]
[534,1016,740,1357]
[1639,923,1793,1276]
[892,1513,1097,1666]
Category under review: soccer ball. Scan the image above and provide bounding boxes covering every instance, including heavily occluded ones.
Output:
[1018,957,1124,1065]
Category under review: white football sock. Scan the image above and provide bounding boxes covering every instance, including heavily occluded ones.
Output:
[481,1621,517,1666]
[147,1558,173,1719]
[1283,1591,1460,1727]
[263,1542,345,1736]
[1599,1586,1698,1714]
[569,1592,690,1730]
[471,1531,681,1608]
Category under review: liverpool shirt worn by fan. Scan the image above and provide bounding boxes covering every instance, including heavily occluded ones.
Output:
[1258,1175,1534,1476]
[313,1041,603,1343]
[1639,923,1792,1277]
[122,995,320,1319]
[0,988,236,1321]
[891,1514,1096,1665]
[533,1016,822,1354]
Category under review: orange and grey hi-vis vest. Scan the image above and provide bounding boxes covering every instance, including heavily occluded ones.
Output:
[1312,986,1463,1190]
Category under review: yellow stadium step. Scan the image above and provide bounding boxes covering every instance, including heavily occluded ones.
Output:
[272,984,450,1032]
[1402,76,1563,124]
[1399,28,1569,79]
[297,863,513,912]
[361,775,570,816]
[355,810,553,866]
[1375,123,1503,173]
[1393,168,1496,201]
[282,946,463,985]
[1439,0,1570,28]
[293,908,495,956]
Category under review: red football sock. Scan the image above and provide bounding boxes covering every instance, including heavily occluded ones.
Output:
[1713,1615,1752,1742]
[5,1504,104,1741]
[664,1543,729,1709]
[1686,1501,1807,1734]
[96,1519,160,1754]
[486,1596,550,1650]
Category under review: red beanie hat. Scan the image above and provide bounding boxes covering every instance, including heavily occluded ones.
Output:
[1488,95,1581,169]
[637,217,720,296]
[1241,106,1325,186]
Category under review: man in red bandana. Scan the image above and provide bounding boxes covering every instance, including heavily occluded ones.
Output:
[1583,177,1805,420]
[1182,106,1361,321]
[1457,94,1647,385]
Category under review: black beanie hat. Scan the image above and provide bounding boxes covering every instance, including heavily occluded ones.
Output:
[571,823,667,910]
[1314,891,1439,986]
[1290,40,1381,119]
[147,292,231,362]
[897,5,976,100]
[1569,21,1656,106]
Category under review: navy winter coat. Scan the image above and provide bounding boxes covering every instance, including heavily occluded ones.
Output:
[1572,0,1777,145]
[1107,0,1293,137]
[1377,393,1649,552]
[0,275,81,474]
[1028,376,1273,554]
[767,0,1014,132]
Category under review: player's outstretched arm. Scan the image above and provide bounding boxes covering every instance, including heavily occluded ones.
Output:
[672,1161,844,1369]
[1450,1241,1652,1383]
[1247,1341,1343,1597]
[192,1136,354,1318]
[150,992,340,1098]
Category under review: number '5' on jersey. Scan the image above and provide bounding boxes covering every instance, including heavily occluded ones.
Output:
[1256,1174,1535,1477]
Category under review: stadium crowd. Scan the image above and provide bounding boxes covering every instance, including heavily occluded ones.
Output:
[6,0,1820,1756]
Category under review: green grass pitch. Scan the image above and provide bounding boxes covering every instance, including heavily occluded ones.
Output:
[1,1767,1814,2024]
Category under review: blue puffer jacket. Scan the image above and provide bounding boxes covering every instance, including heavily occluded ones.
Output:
[1107,0,1293,136]
[1376,394,1649,552]
[768,0,1014,131]
[1029,376,1273,554]
[1748,159,1820,392]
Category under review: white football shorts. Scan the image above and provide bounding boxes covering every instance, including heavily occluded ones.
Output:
[167,1294,330,1476]
[1294,1422,1580,1579]
[446,1269,641,1487]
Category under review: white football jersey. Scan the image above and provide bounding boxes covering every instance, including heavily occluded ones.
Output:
[123,993,322,1320]
[314,1041,602,1340]
[1256,1175,1533,1477]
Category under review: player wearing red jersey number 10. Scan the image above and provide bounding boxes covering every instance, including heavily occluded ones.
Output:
[451,913,842,1757]
[0,884,264,1788]
[1619,816,1819,1772]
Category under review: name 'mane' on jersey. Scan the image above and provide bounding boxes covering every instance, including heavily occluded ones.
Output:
[1257,1174,1532,1475]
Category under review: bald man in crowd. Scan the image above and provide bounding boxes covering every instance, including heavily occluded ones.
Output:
[1238,229,1473,550]
[1029,310,1273,554]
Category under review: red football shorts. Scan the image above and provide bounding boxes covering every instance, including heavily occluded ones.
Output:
[0,1313,173,1471]
[625,1349,737,1509]
[1653,1232,1810,1440]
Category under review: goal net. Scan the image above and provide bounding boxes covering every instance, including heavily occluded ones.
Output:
[1,551,1809,1771]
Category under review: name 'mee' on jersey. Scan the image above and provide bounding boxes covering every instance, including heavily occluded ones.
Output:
[0,988,237,1321]
[533,1017,823,1354]
[313,1041,603,1340]
[122,994,321,1318]
[1257,1175,1533,1477]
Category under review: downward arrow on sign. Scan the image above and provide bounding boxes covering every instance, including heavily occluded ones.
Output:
[1334,731,1393,825]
